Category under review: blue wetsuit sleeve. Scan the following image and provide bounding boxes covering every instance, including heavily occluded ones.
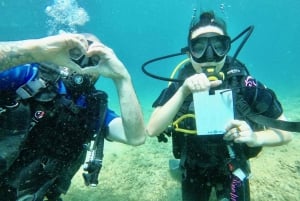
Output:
[0,64,38,91]
[104,108,119,126]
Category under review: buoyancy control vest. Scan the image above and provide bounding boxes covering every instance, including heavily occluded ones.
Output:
[0,63,108,200]
[0,65,38,175]
[169,57,283,162]
[0,99,31,175]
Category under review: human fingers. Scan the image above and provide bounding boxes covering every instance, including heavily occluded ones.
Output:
[66,34,89,59]
[226,120,253,133]
[45,33,89,53]
[186,73,211,92]
[224,120,253,143]
[225,119,243,131]
[210,80,222,88]
[223,127,240,141]
[224,120,243,141]
[85,44,105,65]
[86,42,126,75]
[233,122,254,143]
[86,42,115,60]
[84,42,127,79]
[192,73,223,91]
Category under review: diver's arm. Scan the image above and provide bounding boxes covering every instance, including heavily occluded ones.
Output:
[0,40,38,71]
[89,43,146,146]
[0,34,87,72]
[146,73,222,137]
[94,76,146,146]
[110,75,146,146]
[247,114,293,146]
[146,86,189,137]
[224,114,293,147]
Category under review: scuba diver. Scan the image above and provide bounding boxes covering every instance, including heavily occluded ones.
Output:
[145,11,293,201]
[0,33,146,201]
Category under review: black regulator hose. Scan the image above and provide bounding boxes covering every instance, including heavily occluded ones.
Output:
[141,52,185,82]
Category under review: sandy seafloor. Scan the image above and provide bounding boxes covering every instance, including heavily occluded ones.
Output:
[61,95,300,201]
[0,1,299,200]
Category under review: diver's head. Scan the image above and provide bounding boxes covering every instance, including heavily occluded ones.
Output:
[187,11,231,73]
[63,33,101,92]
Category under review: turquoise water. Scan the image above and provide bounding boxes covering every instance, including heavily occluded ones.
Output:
[1,1,300,200]
[1,0,299,112]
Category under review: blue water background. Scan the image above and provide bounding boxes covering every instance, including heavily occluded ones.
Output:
[0,0,299,117]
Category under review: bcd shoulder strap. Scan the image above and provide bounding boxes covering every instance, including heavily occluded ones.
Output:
[16,63,61,101]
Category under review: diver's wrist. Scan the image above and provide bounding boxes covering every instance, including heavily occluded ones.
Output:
[113,74,132,88]
[178,85,191,99]
[246,132,262,147]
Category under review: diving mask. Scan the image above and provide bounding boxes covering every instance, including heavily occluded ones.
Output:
[189,34,231,63]
[69,40,101,68]
[62,39,100,92]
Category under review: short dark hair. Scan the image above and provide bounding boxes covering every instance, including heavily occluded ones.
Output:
[189,11,228,36]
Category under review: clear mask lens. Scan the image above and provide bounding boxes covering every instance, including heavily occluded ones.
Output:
[190,35,231,59]
[69,40,100,68]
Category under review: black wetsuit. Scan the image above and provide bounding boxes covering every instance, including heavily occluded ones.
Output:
[152,57,283,201]
[0,64,115,201]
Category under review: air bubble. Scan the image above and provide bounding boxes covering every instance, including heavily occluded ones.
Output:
[45,0,90,35]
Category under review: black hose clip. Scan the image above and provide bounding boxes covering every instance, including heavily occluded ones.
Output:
[82,159,102,187]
